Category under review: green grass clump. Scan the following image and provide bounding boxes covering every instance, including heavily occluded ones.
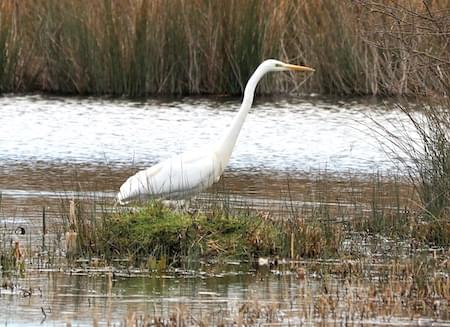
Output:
[78,201,344,263]
[96,201,285,262]
[100,202,193,259]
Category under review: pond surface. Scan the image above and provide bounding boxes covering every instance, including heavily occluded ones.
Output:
[4,264,288,326]
[3,262,449,326]
[0,94,416,238]
[0,94,413,172]
[0,94,417,202]
[0,95,432,326]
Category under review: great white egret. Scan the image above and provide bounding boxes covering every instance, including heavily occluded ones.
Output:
[117,59,314,204]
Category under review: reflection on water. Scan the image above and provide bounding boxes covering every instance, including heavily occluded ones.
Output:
[2,262,448,326]
[2,265,259,326]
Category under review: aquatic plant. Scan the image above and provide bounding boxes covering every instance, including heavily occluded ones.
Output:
[0,2,18,92]
[60,197,346,263]
[356,0,450,97]
[371,100,450,245]
[103,252,450,325]
[93,201,285,261]
[0,0,448,96]
[405,102,450,222]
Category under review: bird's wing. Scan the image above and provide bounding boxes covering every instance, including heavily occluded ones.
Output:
[118,148,223,201]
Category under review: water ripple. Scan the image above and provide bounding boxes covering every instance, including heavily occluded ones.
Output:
[0,95,416,173]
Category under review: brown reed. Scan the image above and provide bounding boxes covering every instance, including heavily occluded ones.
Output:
[0,0,448,96]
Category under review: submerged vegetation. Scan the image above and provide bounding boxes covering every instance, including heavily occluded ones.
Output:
[0,0,449,96]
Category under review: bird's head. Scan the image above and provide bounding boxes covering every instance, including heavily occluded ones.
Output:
[262,59,315,73]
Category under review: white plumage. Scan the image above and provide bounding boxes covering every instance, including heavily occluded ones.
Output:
[118,147,222,202]
[117,59,314,204]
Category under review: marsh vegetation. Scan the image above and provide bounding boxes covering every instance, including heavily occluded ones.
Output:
[0,95,448,325]
[0,0,449,325]
[0,0,449,96]
[1,169,450,325]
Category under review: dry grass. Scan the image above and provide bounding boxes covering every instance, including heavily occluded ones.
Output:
[0,0,448,96]
[1,173,449,324]
[97,254,450,325]
[50,169,448,264]
[55,199,345,262]
[368,99,450,244]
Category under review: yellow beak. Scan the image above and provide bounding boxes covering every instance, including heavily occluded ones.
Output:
[283,63,315,72]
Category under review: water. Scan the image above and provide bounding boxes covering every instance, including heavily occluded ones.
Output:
[0,95,411,172]
[3,265,276,326]
[3,262,449,326]
[0,94,416,230]
[0,94,417,201]
[0,95,431,326]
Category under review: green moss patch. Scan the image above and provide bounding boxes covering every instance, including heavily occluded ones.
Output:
[95,202,283,261]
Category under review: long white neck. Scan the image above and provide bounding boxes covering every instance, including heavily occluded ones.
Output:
[214,64,268,167]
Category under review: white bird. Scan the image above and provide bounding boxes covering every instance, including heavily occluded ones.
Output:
[117,59,314,204]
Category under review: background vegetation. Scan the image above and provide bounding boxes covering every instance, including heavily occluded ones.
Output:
[0,0,448,96]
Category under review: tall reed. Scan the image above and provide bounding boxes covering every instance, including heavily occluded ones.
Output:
[0,0,448,96]
[371,99,450,244]
[0,1,19,91]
